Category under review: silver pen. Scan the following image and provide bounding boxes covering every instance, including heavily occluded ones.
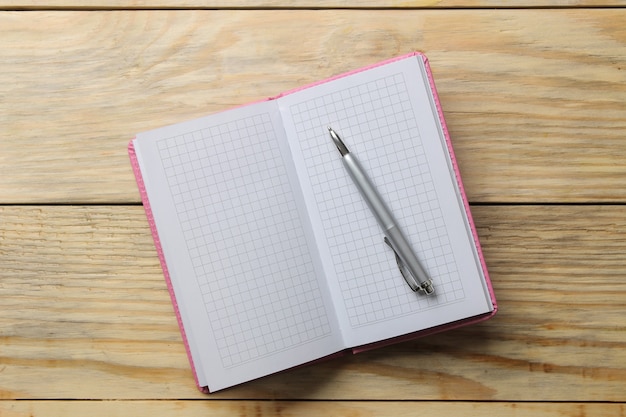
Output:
[328,127,434,295]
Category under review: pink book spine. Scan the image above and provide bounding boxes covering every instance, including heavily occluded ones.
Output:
[419,53,497,313]
[128,142,211,393]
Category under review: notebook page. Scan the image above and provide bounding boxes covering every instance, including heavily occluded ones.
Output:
[278,55,492,348]
[133,102,343,391]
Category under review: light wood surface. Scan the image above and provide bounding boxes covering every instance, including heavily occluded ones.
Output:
[2,205,625,403]
[3,0,626,9]
[0,2,624,416]
[1,400,625,417]
[1,9,625,203]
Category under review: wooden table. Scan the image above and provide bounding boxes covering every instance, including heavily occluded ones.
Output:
[1,1,625,416]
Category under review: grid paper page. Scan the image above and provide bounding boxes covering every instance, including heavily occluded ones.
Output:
[155,113,332,368]
[282,70,466,330]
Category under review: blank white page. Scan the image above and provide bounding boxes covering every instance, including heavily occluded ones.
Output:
[279,56,492,347]
[133,102,343,391]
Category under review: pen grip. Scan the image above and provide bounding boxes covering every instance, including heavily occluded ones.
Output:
[384,225,430,287]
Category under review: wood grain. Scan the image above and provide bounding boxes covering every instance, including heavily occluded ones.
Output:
[2,1,626,10]
[1,400,624,417]
[0,9,624,204]
[1,205,624,401]
[2,3,625,416]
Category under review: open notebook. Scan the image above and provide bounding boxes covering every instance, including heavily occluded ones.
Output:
[129,52,496,392]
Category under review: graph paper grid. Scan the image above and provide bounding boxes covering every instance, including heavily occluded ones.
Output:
[156,113,331,368]
[286,72,465,328]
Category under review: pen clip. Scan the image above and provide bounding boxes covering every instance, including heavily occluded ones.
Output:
[384,237,434,295]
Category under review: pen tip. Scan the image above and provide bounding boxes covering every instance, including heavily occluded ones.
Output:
[327,126,349,156]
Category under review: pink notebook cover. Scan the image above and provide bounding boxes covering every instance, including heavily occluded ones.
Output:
[128,52,497,392]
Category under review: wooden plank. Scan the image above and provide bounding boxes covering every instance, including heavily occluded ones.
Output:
[0,205,624,400]
[2,1,626,10]
[1,400,624,417]
[0,9,624,204]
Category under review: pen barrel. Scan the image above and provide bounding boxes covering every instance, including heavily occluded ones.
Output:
[342,154,431,289]
[342,154,395,229]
